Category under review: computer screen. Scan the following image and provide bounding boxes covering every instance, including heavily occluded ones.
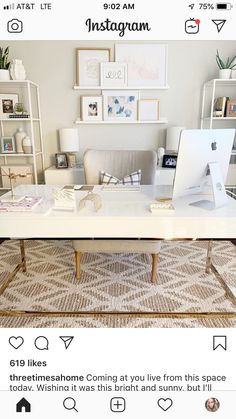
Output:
[173,129,235,209]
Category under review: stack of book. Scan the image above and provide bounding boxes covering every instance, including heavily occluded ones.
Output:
[0,196,42,212]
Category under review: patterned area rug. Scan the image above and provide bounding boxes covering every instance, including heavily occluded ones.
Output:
[0,239,235,328]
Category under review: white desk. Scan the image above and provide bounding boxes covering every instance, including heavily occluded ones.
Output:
[0,185,236,239]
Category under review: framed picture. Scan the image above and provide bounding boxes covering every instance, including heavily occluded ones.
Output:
[213,96,228,117]
[115,44,168,87]
[1,136,16,153]
[100,62,128,87]
[103,90,139,121]
[55,153,68,169]
[138,99,160,121]
[76,48,111,86]
[0,94,19,118]
[81,95,103,121]
[162,154,177,169]
[226,99,236,117]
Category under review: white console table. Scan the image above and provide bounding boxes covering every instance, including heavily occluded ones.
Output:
[44,166,175,186]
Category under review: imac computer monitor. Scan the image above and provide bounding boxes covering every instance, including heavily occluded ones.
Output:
[172,129,235,209]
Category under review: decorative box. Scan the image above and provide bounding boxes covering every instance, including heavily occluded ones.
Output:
[1,164,33,188]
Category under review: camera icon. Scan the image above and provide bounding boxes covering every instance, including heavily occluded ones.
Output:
[7,18,23,33]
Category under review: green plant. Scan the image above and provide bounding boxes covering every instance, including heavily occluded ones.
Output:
[216,50,236,70]
[0,47,10,70]
[14,102,25,114]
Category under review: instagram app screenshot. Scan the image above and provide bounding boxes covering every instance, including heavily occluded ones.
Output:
[0,0,235,417]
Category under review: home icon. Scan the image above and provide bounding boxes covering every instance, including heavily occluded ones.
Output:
[16,397,31,412]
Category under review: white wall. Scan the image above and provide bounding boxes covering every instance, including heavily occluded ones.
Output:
[2,40,236,168]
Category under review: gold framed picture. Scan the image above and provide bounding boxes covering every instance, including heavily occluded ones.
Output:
[76,48,111,87]
[226,99,236,117]
[138,99,160,121]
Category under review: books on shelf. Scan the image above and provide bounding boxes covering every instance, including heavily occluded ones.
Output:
[0,196,42,212]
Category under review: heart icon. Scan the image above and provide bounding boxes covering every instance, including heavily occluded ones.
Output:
[157,398,173,411]
[9,336,24,349]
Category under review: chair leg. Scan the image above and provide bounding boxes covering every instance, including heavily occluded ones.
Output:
[75,251,81,280]
[206,240,213,274]
[151,253,159,283]
[20,239,26,272]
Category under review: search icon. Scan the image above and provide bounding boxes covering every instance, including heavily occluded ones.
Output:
[63,397,78,412]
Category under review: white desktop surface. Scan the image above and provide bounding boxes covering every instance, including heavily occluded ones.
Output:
[0,185,236,239]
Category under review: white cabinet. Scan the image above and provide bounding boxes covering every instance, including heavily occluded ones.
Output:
[0,80,44,188]
[44,165,174,186]
[200,78,236,187]
[44,166,85,185]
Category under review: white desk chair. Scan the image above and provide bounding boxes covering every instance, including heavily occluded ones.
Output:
[72,150,161,283]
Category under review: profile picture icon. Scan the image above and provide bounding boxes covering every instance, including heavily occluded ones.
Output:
[205,398,220,412]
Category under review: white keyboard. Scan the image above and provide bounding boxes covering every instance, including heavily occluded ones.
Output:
[102,185,141,192]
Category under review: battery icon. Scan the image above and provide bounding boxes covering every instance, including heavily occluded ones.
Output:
[216,3,233,9]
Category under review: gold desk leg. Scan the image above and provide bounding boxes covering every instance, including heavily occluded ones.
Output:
[206,240,213,274]
[0,240,26,297]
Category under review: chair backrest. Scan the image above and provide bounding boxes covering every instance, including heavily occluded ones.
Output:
[84,150,157,185]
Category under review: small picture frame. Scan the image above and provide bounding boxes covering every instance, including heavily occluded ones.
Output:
[162,154,177,168]
[100,62,128,87]
[138,99,160,121]
[76,48,111,86]
[81,95,103,121]
[1,136,16,153]
[55,153,68,169]
[0,94,19,118]
[226,99,236,117]
[103,90,139,121]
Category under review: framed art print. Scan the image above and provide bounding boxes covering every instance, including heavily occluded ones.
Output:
[138,99,160,121]
[103,90,139,121]
[76,48,111,87]
[55,153,68,169]
[1,136,16,153]
[81,96,103,121]
[100,62,128,87]
[0,94,19,118]
[115,44,168,87]
[226,99,236,117]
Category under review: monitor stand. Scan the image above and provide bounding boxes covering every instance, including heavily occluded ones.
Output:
[190,162,228,210]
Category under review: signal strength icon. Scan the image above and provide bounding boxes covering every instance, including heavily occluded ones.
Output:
[3,3,14,10]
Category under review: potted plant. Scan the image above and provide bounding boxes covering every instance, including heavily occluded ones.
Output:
[216,50,236,79]
[0,47,10,80]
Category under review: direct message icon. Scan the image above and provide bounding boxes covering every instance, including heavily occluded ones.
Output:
[9,336,24,349]
[157,398,173,411]
[59,336,74,349]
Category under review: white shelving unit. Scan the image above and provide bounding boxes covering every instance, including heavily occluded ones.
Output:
[0,80,44,188]
[200,78,236,187]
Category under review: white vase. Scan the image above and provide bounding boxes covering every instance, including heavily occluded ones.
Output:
[9,59,26,80]
[15,128,26,153]
[0,69,10,80]
[22,136,32,154]
[231,69,236,79]
[219,69,231,79]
